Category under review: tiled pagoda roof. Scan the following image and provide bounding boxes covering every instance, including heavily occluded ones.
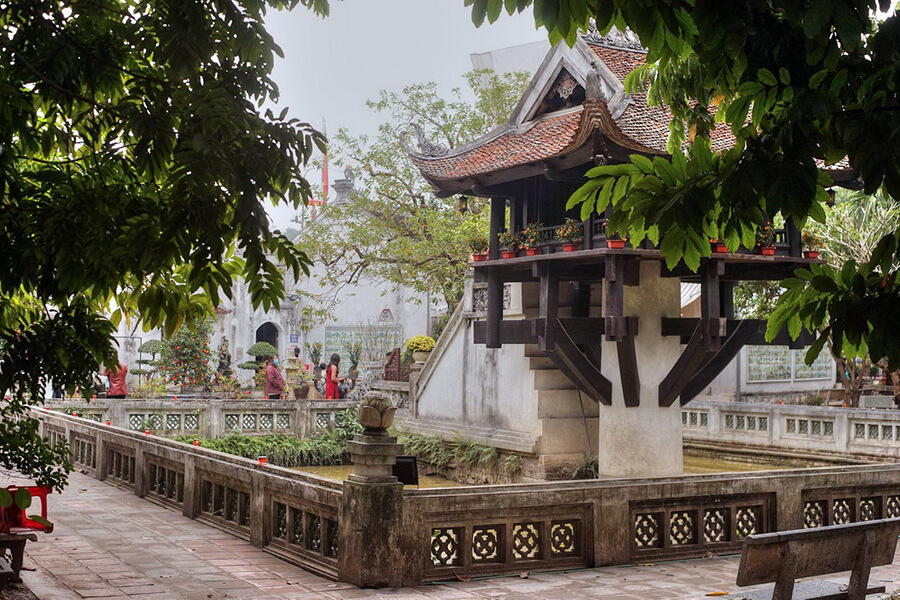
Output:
[410,40,853,186]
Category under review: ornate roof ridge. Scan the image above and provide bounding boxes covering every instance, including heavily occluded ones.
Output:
[582,23,646,53]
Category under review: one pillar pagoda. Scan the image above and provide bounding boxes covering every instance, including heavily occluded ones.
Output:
[404,27,856,479]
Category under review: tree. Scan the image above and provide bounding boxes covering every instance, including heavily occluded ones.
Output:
[157,321,214,392]
[472,1,900,367]
[294,70,531,321]
[0,0,330,490]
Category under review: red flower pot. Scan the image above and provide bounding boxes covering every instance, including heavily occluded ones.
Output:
[712,243,728,254]
[501,250,517,259]
[760,246,776,256]
[606,239,626,249]
[525,248,541,256]
[562,243,580,252]
[472,253,487,262]
[803,250,820,259]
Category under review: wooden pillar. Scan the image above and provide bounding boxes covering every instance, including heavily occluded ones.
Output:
[537,263,559,351]
[786,218,801,257]
[486,197,505,349]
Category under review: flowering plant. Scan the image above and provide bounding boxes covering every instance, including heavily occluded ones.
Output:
[756,221,775,247]
[802,231,824,249]
[468,234,489,254]
[603,222,627,241]
[157,321,213,390]
[556,218,583,243]
[498,230,522,249]
[522,223,545,249]
[404,335,436,353]
[254,365,267,389]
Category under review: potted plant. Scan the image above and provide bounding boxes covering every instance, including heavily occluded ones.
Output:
[522,223,545,256]
[802,231,824,259]
[468,234,489,262]
[345,341,362,384]
[710,238,728,254]
[292,369,312,400]
[498,230,521,259]
[757,221,776,256]
[604,223,627,249]
[556,218,583,252]
[405,335,436,363]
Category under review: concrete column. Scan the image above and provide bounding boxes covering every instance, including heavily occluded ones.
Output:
[339,433,418,587]
[597,262,683,478]
[182,456,199,519]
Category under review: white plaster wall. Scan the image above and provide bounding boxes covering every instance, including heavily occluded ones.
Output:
[414,317,539,442]
[597,261,684,478]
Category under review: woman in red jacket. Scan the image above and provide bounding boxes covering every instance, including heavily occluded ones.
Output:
[325,354,341,400]
[264,356,285,400]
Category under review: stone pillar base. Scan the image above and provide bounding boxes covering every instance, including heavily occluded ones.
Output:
[346,433,403,484]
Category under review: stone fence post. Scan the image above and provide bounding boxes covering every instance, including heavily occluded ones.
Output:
[339,431,421,587]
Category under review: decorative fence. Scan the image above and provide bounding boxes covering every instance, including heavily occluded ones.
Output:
[682,400,900,459]
[41,398,357,439]
[37,409,344,579]
[34,408,900,587]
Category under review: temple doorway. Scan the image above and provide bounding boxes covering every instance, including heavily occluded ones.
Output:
[255,322,278,352]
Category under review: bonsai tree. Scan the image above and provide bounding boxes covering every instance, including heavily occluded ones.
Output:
[136,339,166,381]
[247,341,278,361]
[468,234,489,255]
[522,223,545,249]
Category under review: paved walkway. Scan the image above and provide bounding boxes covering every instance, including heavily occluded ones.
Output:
[8,471,900,599]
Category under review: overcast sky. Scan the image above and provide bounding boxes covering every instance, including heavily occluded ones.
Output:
[261,0,546,229]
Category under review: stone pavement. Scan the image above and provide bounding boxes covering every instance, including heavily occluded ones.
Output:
[9,471,900,599]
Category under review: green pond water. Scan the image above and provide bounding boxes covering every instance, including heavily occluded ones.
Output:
[293,456,787,485]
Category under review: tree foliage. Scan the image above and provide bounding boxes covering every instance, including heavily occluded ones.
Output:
[294,69,530,319]
[0,0,329,488]
[473,0,900,367]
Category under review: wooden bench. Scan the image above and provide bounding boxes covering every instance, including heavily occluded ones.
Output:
[736,518,900,600]
[0,485,53,583]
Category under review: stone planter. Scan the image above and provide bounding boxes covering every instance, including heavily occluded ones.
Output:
[803,250,820,259]
[562,243,580,252]
[412,351,429,363]
[760,246,776,256]
[606,239,626,249]
[525,248,541,256]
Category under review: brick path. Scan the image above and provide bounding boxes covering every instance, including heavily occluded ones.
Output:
[9,471,900,599]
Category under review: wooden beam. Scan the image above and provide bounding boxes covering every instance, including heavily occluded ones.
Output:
[617,316,640,407]
[485,197,505,348]
[680,319,757,404]
[473,318,605,345]
[661,318,818,346]
[605,254,625,341]
[538,263,559,351]
[546,318,612,405]
[659,322,714,407]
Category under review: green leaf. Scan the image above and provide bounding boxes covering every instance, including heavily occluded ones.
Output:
[14,488,31,510]
[811,275,838,293]
[805,330,830,365]
[757,68,777,86]
[0,489,12,509]
[778,67,791,85]
[630,154,655,175]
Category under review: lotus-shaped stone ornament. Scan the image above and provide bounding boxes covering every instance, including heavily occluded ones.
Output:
[358,391,397,433]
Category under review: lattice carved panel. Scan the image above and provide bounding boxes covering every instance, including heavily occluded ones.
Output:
[634,513,662,549]
[512,523,541,560]
[472,526,502,562]
[703,509,729,543]
[804,500,826,528]
[432,528,461,566]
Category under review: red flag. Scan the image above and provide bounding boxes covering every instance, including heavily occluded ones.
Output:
[321,119,328,207]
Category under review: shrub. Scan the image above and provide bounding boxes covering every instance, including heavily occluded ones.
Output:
[131,379,169,399]
[522,223,545,249]
[180,433,346,467]
[247,342,277,360]
[468,234,489,254]
[404,335,436,353]
[498,230,521,249]
[556,218,583,243]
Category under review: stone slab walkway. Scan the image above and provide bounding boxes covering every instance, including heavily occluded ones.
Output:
[8,471,900,599]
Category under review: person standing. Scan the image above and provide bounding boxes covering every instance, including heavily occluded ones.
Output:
[264,355,285,400]
[106,361,128,399]
[325,354,341,400]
